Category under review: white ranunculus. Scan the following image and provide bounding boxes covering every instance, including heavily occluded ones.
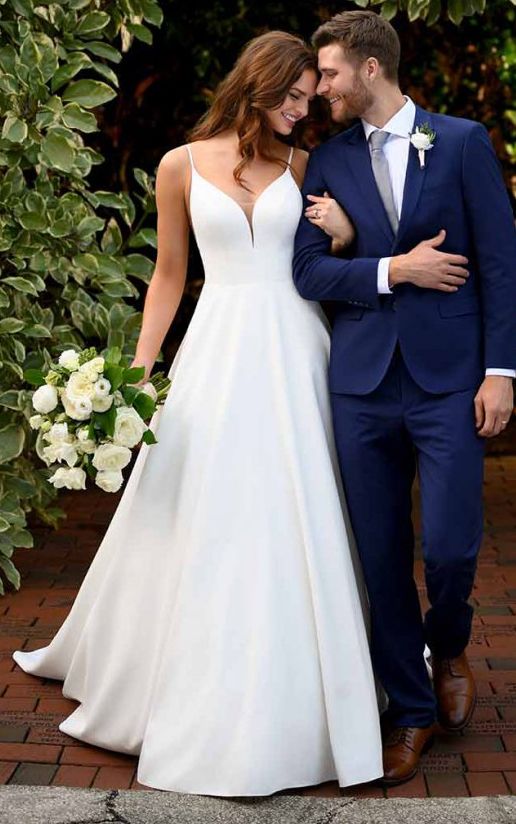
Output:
[410,131,432,150]
[113,406,146,448]
[61,390,92,421]
[58,349,80,371]
[94,377,111,397]
[29,414,44,430]
[141,382,158,402]
[76,427,96,455]
[48,466,86,490]
[65,371,96,401]
[79,356,104,376]
[32,384,58,414]
[95,469,124,493]
[92,443,132,472]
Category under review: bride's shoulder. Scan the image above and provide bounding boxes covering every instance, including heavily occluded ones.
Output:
[290,148,309,186]
[158,145,190,172]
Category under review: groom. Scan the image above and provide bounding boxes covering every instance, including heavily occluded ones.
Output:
[293,10,516,785]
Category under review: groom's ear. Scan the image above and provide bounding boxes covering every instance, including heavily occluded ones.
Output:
[363,57,380,82]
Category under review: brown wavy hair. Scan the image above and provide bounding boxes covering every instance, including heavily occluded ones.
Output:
[189,31,317,189]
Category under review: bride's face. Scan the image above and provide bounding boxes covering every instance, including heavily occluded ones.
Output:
[265,68,317,135]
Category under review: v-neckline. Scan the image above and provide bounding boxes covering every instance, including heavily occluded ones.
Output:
[189,159,291,247]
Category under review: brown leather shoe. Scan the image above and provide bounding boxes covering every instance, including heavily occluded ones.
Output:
[432,651,476,731]
[381,724,436,786]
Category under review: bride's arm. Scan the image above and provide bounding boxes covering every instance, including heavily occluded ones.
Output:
[131,147,190,380]
[293,150,354,255]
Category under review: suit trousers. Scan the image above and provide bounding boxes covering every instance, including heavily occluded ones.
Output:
[331,346,485,727]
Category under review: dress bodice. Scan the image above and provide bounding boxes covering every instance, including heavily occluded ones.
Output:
[186,145,302,286]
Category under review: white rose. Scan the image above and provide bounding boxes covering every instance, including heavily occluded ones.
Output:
[32,384,58,414]
[61,390,92,421]
[92,443,132,472]
[43,441,79,468]
[141,382,157,402]
[65,371,96,401]
[113,406,146,448]
[95,469,124,493]
[29,414,44,430]
[93,377,111,397]
[58,349,80,371]
[410,131,432,150]
[79,356,104,376]
[48,466,86,491]
[92,394,114,413]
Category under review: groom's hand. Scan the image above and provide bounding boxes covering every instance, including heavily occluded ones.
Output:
[389,229,469,292]
[474,376,514,438]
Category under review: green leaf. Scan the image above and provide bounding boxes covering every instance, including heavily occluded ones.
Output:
[141,0,164,26]
[0,391,22,410]
[10,529,33,548]
[2,116,28,143]
[0,517,11,533]
[0,318,25,334]
[0,424,25,463]
[104,346,122,365]
[448,0,464,23]
[75,11,110,36]
[23,324,51,338]
[126,22,153,45]
[62,103,98,133]
[41,132,75,173]
[83,41,122,64]
[123,366,145,384]
[133,392,155,420]
[93,403,116,438]
[128,228,157,249]
[24,368,45,386]
[3,276,41,295]
[0,556,21,589]
[63,79,117,108]
[142,428,158,445]
[103,364,124,391]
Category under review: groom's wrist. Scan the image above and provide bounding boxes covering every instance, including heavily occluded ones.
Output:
[388,255,409,287]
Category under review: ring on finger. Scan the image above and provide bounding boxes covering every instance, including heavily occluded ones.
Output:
[314,208,321,218]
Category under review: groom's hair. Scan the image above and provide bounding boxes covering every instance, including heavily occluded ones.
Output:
[312,10,400,82]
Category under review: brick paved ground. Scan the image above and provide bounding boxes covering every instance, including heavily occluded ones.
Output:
[0,455,515,797]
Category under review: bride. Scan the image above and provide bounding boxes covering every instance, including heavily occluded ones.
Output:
[14,31,383,796]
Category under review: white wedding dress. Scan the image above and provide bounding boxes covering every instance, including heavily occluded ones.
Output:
[13,145,383,796]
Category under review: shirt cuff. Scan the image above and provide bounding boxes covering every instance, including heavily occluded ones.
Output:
[377,258,393,294]
[485,369,516,378]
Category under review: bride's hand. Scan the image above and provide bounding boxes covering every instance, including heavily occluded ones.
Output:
[130,359,152,387]
[305,192,355,250]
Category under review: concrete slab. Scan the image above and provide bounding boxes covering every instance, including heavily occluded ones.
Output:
[0,787,515,824]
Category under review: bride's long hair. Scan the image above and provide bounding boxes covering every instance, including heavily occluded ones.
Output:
[189,31,317,188]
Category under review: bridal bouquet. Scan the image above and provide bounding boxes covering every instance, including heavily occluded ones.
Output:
[26,347,170,493]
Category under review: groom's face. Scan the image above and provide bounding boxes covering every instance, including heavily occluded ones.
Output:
[316,44,373,123]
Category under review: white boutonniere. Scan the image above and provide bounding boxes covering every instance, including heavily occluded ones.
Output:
[409,123,436,169]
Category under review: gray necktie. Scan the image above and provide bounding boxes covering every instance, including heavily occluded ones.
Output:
[369,130,399,233]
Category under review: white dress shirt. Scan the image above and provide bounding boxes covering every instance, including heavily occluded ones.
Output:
[361,98,515,379]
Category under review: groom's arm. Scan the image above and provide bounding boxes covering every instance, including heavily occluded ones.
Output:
[293,150,381,309]
[462,124,516,373]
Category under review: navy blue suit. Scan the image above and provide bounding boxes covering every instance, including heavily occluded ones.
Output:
[293,107,516,726]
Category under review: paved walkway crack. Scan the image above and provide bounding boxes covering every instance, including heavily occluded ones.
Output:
[104,790,132,824]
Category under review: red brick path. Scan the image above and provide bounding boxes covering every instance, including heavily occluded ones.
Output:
[1,456,515,797]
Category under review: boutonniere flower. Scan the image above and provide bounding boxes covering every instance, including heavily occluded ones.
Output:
[409,123,436,169]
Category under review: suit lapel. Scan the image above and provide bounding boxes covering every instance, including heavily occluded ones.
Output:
[341,127,394,245]
[396,106,434,245]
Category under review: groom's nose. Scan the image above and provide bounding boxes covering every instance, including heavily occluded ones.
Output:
[317,77,330,96]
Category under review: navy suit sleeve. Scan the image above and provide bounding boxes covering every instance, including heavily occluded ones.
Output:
[292,149,381,309]
[462,124,516,370]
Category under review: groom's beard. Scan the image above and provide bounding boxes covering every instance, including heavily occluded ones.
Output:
[331,75,374,123]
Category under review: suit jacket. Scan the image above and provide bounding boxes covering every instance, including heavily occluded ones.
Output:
[293,106,516,394]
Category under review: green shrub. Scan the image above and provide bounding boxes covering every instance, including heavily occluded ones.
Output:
[0,0,163,593]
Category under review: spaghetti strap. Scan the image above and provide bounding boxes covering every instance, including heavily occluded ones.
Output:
[287,146,294,166]
[185,144,194,169]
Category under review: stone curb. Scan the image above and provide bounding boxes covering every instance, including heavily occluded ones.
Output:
[0,786,515,824]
